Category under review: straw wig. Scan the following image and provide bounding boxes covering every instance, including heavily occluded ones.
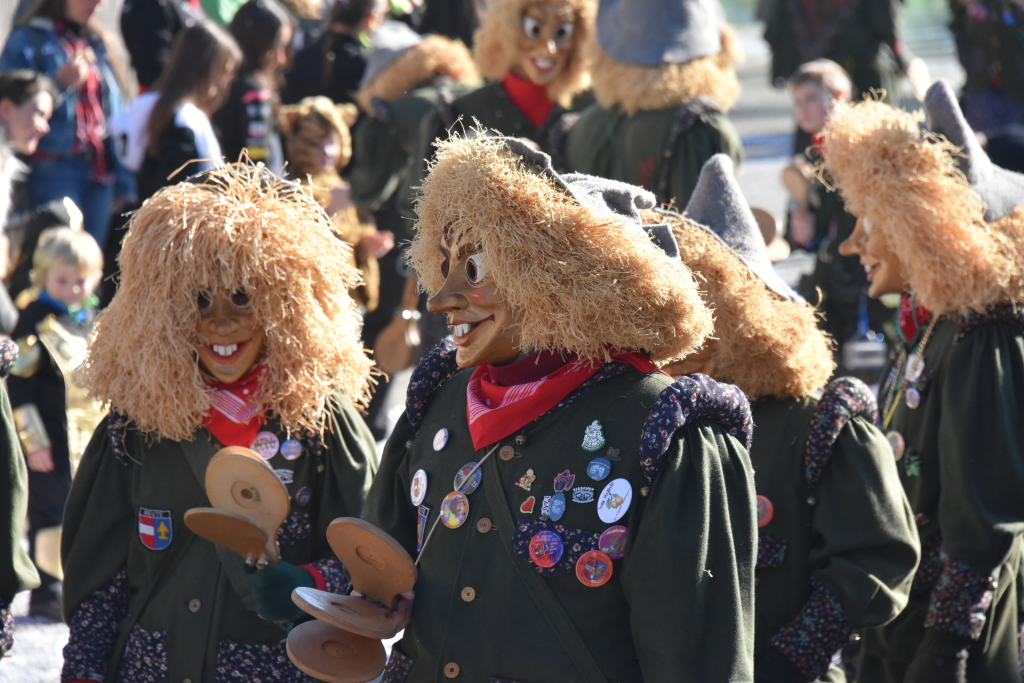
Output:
[408,135,713,363]
[86,163,374,441]
[821,99,1024,315]
[472,0,594,108]
[589,26,741,115]
[660,211,835,399]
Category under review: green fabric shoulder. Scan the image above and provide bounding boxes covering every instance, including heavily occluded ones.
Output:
[0,382,40,602]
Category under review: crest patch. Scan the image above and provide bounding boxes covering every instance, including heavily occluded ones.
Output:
[139,508,173,550]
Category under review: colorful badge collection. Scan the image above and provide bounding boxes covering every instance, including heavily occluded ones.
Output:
[249,432,306,462]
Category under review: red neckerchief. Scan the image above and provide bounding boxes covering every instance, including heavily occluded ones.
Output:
[811,132,825,156]
[203,366,268,447]
[56,21,107,177]
[503,72,555,129]
[898,294,932,343]
[466,350,662,450]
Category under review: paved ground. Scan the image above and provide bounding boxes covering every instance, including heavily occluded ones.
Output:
[0,16,967,683]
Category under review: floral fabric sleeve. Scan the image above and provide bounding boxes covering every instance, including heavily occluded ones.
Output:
[301,556,351,595]
[769,580,850,681]
[61,567,129,682]
[924,555,997,639]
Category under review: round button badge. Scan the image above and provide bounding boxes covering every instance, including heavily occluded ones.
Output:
[905,387,921,410]
[410,469,428,506]
[529,530,565,568]
[549,492,566,522]
[440,491,469,529]
[576,550,614,587]
[587,457,611,482]
[453,462,483,495]
[433,428,449,451]
[887,431,906,461]
[756,495,774,528]
[280,439,303,461]
[598,525,628,560]
[596,478,632,524]
[251,432,280,460]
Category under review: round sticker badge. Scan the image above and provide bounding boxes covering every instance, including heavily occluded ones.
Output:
[440,491,469,529]
[433,428,449,452]
[251,432,280,460]
[887,431,906,461]
[756,495,774,528]
[596,478,632,524]
[295,486,312,507]
[576,550,614,587]
[280,439,303,461]
[587,457,611,482]
[529,530,564,568]
[454,462,483,495]
[549,492,567,522]
[905,387,921,410]
[410,469,428,506]
[598,526,629,560]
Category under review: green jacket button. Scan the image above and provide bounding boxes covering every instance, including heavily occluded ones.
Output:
[444,662,460,678]
[189,599,201,613]
[461,587,476,602]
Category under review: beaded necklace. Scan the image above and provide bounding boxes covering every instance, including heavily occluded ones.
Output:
[881,316,939,430]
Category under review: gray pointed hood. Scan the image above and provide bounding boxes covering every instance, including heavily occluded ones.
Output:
[596,0,725,67]
[924,79,1024,221]
[685,154,802,301]
[360,21,423,88]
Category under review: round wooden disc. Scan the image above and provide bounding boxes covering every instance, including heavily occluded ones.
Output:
[286,619,386,683]
[184,508,276,564]
[326,518,417,609]
[293,586,398,639]
[205,447,290,545]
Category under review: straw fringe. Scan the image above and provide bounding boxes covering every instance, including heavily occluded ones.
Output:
[589,27,741,115]
[662,211,835,399]
[409,135,712,363]
[472,0,594,108]
[86,162,374,441]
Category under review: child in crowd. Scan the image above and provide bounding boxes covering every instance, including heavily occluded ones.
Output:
[784,59,894,379]
[279,95,393,310]
[8,227,104,623]
[215,0,294,174]
[117,20,242,202]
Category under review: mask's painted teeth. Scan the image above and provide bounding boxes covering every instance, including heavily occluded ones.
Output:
[212,343,239,357]
[453,323,473,337]
[534,58,555,69]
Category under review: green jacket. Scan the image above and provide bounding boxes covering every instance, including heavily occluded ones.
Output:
[349,78,478,226]
[750,380,918,682]
[564,100,743,210]
[363,343,758,683]
[59,399,376,683]
[859,305,1024,682]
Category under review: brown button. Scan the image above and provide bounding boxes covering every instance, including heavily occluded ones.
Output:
[499,445,515,461]
[188,599,201,613]
[444,662,460,678]
[461,587,476,602]
[476,518,492,533]
[183,679,193,683]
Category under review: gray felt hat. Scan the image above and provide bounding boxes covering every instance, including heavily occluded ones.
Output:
[924,79,1024,221]
[360,21,423,87]
[597,0,725,67]
[685,154,802,302]
[502,137,679,257]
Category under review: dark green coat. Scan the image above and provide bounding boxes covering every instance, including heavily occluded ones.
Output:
[859,306,1024,682]
[59,399,376,683]
[750,381,918,682]
[564,101,743,210]
[348,78,477,226]
[364,343,758,683]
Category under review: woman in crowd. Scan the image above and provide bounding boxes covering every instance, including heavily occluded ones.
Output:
[118,20,242,201]
[214,0,294,174]
[0,0,133,250]
[827,82,1024,683]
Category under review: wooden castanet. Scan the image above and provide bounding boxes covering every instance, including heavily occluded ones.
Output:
[326,518,417,609]
[286,619,386,683]
[292,586,399,639]
[184,508,271,564]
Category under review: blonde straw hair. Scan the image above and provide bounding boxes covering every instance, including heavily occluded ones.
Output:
[409,135,713,363]
[31,227,104,285]
[821,99,1024,314]
[472,0,594,108]
[660,211,835,399]
[86,163,373,441]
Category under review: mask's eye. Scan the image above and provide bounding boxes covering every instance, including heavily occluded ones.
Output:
[522,15,542,38]
[197,291,213,313]
[554,20,574,44]
[230,290,251,308]
[465,253,487,285]
[440,258,451,279]
[862,218,874,235]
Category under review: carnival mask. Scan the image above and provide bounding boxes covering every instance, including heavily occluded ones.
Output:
[838,217,908,298]
[427,240,522,369]
[516,2,575,86]
[195,289,267,384]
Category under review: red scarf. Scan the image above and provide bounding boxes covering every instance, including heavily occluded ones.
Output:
[811,132,825,156]
[898,295,932,343]
[466,350,662,450]
[203,366,268,447]
[56,22,108,177]
[503,72,555,129]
